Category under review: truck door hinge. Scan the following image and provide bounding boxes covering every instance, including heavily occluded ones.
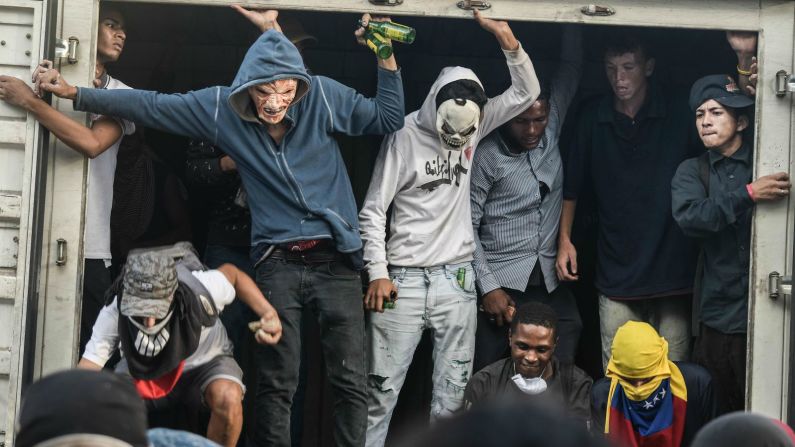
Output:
[769,271,792,300]
[775,70,795,97]
[457,0,491,11]
[54,36,79,64]
[368,0,403,5]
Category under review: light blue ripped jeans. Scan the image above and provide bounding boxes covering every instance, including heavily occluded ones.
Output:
[365,262,477,447]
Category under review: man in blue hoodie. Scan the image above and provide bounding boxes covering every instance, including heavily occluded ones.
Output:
[36,8,405,446]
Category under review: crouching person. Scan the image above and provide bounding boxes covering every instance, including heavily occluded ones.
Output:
[463,302,592,425]
[78,243,282,447]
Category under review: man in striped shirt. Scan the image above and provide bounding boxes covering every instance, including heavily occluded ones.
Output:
[470,26,583,372]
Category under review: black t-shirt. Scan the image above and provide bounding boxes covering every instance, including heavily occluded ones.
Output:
[463,357,592,422]
[563,83,701,297]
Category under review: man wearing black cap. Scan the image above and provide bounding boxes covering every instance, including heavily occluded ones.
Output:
[672,74,791,414]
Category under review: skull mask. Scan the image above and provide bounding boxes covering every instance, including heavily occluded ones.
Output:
[436,98,481,150]
[434,79,487,151]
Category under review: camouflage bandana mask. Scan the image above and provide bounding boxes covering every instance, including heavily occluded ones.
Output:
[127,309,174,357]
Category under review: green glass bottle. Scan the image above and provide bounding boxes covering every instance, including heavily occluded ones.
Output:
[359,19,416,44]
[383,291,397,310]
[365,30,393,59]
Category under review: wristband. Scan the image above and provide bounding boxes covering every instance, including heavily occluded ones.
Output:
[746,183,756,201]
[737,65,753,76]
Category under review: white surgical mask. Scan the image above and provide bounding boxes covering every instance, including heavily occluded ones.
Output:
[511,363,548,395]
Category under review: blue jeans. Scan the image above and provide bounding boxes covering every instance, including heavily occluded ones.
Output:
[253,256,367,447]
[365,262,477,447]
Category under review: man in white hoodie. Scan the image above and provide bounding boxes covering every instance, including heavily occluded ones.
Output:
[359,10,540,446]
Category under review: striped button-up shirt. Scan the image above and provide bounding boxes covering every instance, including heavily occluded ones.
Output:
[470,28,581,294]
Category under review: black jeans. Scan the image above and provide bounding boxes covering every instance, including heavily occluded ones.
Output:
[693,324,746,414]
[80,259,112,355]
[253,255,366,447]
[473,283,582,372]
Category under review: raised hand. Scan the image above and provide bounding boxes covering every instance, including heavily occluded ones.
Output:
[473,9,518,50]
[232,5,281,33]
[355,13,392,47]
[726,31,757,55]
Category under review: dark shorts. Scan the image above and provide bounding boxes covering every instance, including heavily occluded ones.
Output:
[141,355,245,411]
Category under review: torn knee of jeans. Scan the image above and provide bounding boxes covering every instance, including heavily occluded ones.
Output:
[368,374,392,393]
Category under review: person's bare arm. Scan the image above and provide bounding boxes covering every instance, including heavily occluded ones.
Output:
[726,31,758,96]
[77,358,103,370]
[216,263,282,345]
[556,199,579,281]
[0,75,123,158]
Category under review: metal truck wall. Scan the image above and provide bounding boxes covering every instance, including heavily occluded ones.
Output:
[0,1,44,444]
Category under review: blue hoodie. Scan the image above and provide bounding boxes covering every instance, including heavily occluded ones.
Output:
[74,30,405,260]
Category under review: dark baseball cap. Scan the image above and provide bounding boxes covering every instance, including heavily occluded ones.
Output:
[689,74,755,112]
[120,251,178,319]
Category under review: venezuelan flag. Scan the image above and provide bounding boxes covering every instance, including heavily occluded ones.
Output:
[607,376,688,447]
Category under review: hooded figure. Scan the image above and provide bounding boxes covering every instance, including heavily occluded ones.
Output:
[360,61,539,280]
[72,29,404,260]
[359,12,540,446]
[604,321,688,447]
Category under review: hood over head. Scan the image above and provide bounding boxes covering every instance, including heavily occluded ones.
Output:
[414,66,485,133]
[228,29,312,123]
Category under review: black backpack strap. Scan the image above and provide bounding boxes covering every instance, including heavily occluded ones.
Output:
[692,151,711,335]
[697,151,710,196]
[176,263,219,327]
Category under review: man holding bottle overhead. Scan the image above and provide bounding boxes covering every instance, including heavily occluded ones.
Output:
[35,7,405,447]
[359,10,539,446]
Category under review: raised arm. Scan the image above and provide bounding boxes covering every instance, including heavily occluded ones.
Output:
[547,24,583,129]
[0,75,130,158]
[35,68,221,144]
[726,31,757,97]
[476,10,540,136]
[216,263,282,345]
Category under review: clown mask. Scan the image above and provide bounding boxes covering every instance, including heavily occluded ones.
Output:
[436,98,480,150]
[248,78,299,125]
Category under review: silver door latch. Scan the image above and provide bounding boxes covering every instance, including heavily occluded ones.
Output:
[55,238,67,266]
[457,0,491,10]
[769,271,792,299]
[776,70,795,97]
[54,36,79,64]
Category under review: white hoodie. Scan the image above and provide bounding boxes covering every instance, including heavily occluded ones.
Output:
[360,44,540,281]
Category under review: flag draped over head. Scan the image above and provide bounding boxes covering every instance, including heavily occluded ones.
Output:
[605,321,688,447]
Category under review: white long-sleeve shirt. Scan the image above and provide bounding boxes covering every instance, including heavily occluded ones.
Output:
[360,44,540,281]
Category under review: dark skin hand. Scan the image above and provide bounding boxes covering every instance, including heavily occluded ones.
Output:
[482,288,515,326]
[364,278,397,313]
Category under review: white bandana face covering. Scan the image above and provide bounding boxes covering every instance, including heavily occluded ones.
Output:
[511,363,548,395]
[436,98,480,150]
[128,309,174,357]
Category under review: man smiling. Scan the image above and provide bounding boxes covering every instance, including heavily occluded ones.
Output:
[463,302,591,423]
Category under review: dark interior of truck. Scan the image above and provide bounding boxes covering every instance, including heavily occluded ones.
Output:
[105,2,743,445]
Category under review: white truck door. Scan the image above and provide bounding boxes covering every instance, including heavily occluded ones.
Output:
[0,1,45,444]
[748,0,795,421]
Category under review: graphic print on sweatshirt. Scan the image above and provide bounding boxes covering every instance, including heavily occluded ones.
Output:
[418,146,474,192]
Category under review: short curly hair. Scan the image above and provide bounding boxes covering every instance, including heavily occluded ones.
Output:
[510,301,558,335]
